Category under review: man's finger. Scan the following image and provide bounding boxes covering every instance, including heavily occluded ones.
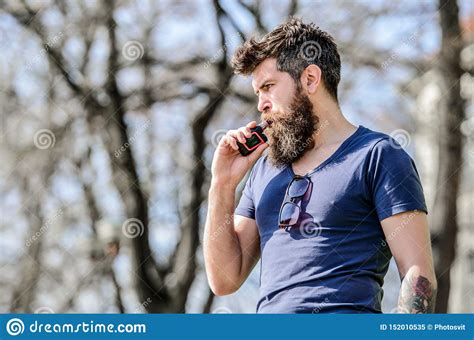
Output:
[246,121,257,128]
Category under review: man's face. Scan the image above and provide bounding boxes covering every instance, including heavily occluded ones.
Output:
[252,59,319,168]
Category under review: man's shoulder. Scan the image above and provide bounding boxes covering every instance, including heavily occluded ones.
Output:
[356,126,393,148]
[355,126,410,156]
[366,125,411,155]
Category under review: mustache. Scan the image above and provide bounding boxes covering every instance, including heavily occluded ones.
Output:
[262,102,311,123]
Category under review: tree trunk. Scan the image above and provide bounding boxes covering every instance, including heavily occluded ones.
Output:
[431,0,465,313]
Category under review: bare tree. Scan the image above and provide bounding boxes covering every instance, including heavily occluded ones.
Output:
[2,0,464,314]
[430,0,466,313]
[2,0,270,313]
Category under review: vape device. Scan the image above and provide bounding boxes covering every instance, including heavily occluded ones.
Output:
[237,120,272,156]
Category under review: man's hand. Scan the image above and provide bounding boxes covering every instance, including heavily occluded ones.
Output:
[211,121,268,189]
[204,121,266,295]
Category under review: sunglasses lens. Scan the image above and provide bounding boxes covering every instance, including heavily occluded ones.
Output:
[279,202,300,226]
[288,177,310,198]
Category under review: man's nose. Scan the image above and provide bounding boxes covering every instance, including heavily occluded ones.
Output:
[257,95,272,113]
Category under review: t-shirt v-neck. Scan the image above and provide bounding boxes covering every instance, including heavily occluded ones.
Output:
[288,125,364,178]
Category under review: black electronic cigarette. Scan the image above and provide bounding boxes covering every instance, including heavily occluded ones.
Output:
[237,120,272,156]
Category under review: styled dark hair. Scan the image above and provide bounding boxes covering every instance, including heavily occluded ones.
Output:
[232,18,341,100]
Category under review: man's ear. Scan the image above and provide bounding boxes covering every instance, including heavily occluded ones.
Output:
[300,64,322,94]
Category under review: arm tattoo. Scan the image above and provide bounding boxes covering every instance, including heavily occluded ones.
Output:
[397,273,436,313]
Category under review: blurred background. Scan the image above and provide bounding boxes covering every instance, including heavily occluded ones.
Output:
[0,0,472,314]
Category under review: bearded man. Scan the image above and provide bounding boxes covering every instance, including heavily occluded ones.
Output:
[203,18,437,314]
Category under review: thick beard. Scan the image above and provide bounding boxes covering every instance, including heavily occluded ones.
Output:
[266,91,319,168]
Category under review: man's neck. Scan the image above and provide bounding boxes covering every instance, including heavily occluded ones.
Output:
[312,98,357,148]
[291,99,357,176]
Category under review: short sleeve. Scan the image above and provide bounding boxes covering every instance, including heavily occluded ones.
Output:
[367,138,428,221]
[234,166,257,220]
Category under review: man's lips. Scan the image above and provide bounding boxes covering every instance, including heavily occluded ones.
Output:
[262,116,275,125]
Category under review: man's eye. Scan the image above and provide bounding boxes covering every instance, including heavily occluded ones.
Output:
[264,84,273,90]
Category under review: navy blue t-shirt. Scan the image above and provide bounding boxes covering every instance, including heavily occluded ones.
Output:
[234,125,427,313]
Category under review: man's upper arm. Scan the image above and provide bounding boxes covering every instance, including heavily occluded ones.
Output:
[367,138,434,278]
[234,214,261,284]
[380,211,435,281]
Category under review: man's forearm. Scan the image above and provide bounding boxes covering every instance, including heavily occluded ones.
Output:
[203,182,242,294]
[396,267,437,313]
